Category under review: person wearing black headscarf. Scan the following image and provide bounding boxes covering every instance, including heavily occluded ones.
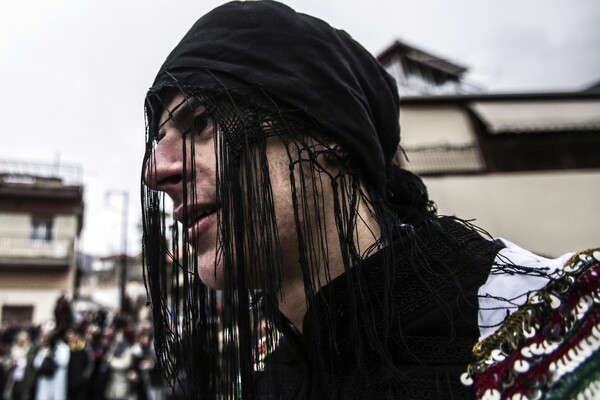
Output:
[141,2,600,399]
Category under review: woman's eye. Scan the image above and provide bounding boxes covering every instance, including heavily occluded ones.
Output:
[183,114,212,138]
[193,114,211,133]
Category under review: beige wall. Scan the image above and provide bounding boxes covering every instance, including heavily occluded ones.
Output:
[0,214,30,237]
[0,214,78,258]
[0,267,75,325]
[0,289,65,325]
[399,104,477,147]
[0,212,78,325]
[0,213,78,238]
[0,268,73,289]
[425,170,600,257]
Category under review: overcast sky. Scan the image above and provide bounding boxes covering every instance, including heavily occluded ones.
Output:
[1,0,598,256]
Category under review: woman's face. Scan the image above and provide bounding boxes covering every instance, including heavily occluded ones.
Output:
[144,93,308,290]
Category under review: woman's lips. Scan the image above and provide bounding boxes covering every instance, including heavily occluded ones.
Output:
[187,211,217,244]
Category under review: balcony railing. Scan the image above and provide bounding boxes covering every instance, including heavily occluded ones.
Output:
[401,144,486,175]
[0,236,73,261]
[0,158,82,186]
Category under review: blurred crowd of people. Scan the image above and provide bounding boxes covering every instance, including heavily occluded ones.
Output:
[0,295,167,400]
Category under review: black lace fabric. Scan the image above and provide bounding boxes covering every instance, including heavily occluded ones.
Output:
[254,217,504,400]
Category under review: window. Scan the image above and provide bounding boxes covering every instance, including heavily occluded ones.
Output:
[1,305,34,325]
[29,215,54,242]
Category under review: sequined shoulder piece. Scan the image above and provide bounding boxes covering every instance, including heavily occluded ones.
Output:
[461,248,600,400]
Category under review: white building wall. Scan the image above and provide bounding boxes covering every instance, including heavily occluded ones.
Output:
[425,170,600,257]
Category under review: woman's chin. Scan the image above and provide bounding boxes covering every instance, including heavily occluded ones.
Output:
[197,256,224,290]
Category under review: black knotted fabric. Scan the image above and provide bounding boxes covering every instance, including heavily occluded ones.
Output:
[141,2,501,399]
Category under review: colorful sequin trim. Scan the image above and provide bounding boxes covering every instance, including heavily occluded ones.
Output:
[462,249,600,400]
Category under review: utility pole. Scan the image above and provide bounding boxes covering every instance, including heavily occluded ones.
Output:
[106,190,129,315]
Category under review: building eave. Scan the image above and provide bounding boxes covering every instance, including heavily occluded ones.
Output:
[377,40,468,77]
[399,90,600,104]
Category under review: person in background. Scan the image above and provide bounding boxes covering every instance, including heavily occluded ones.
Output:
[1,332,12,399]
[104,329,134,400]
[132,330,166,400]
[87,327,111,400]
[3,330,37,400]
[65,328,93,400]
[33,330,69,400]
[53,295,73,336]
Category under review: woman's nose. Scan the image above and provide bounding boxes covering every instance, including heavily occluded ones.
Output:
[143,134,187,196]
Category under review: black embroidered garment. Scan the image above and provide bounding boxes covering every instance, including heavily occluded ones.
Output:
[255,217,504,400]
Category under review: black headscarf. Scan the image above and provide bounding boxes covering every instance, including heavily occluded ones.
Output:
[152,0,400,195]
